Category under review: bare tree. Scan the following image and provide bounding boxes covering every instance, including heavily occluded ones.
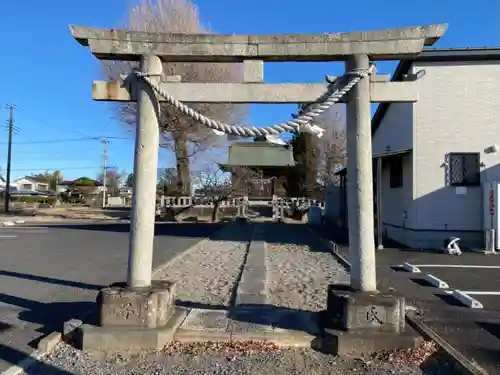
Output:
[314,105,346,187]
[192,164,259,222]
[97,168,125,196]
[104,0,248,195]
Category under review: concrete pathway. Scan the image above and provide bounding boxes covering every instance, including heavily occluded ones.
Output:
[163,222,348,345]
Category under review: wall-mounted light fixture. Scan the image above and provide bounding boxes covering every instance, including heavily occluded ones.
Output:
[402,69,426,82]
[484,144,499,154]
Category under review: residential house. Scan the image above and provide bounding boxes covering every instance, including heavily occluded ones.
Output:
[55,180,73,194]
[56,179,104,195]
[369,47,500,249]
[14,176,50,192]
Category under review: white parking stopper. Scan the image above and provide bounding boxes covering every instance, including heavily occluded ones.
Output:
[451,290,483,309]
[401,262,421,273]
[423,274,449,289]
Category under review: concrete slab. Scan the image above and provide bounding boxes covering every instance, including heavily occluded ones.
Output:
[171,305,320,348]
[234,292,268,307]
[230,307,320,335]
[180,309,230,332]
[230,330,316,348]
[234,234,268,308]
[174,328,232,343]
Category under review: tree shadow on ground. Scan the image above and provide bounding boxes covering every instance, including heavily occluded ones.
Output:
[0,270,104,291]
[477,321,500,341]
[419,348,466,375]
[0,322,12,334]
[433,292,466,307]
[228,304,322,336]
[43,221,254,240]
[0,344,74,375]
[175,300,227,311]
[171,300,323,337]
[258,222,330,250]
[409,277,435,288]
[0,292,94,349]
[43,220,337,247]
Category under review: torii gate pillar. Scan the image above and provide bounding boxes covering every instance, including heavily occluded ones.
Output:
[345,54,376,292]
[128,55,162,288]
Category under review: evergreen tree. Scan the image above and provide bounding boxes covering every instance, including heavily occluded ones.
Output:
[286,131,319,197]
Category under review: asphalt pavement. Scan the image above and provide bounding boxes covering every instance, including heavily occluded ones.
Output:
[332,242,500,374]
[0,221,221,373]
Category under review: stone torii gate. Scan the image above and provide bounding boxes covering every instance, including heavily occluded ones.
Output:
[70,24,446,350]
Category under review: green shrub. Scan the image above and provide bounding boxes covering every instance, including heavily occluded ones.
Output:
[10,195,57,204]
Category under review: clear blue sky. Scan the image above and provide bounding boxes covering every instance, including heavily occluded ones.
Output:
[0,0,497,181]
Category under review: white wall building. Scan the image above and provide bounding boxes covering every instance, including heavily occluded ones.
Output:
[372,47,500,249]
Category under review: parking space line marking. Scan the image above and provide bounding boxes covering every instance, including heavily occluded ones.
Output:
[451,290,483,309]
[0,230,48,234]
[457,291,500,296]
[0,235,17,238]
[413,264,500,269]
[0,226,49,230]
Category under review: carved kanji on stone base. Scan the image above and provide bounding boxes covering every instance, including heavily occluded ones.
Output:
[326,284,405,333]
[99,281,176,328]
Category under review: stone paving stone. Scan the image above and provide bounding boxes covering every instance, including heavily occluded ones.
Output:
[180,309,230,332]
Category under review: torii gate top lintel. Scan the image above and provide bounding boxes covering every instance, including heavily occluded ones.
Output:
[69,24,447,62]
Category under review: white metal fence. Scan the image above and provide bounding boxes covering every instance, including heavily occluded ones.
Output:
[158,195,325,209]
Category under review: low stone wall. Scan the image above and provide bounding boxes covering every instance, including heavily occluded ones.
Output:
[161,205,238,221]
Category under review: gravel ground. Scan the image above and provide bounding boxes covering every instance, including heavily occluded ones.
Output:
[153,225,250,307]
[265,242,350,311]
[26,341,455,375]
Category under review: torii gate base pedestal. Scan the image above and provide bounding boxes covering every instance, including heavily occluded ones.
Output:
[75,281,187,351]
[321,285,422,356]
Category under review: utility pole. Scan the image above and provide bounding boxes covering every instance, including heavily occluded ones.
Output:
[4,105,13,213]
[102,137,109,208]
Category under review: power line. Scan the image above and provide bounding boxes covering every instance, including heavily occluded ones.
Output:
[0,136,130,145]
[6,105,134,143]
[9,166,107,172]
[14,105,90,138]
